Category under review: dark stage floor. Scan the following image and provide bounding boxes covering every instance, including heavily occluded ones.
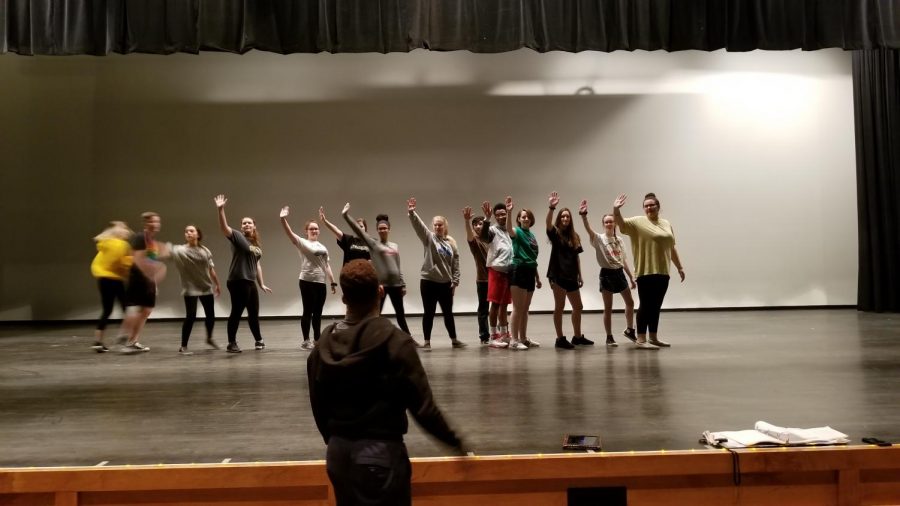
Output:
[1,309,898,467]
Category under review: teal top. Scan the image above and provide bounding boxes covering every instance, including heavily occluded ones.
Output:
[511,227,538,268]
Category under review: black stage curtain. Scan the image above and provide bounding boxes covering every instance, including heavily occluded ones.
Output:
[3,0,900,55]
[854,49,900,312]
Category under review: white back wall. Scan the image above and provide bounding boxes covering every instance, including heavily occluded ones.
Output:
[0,49,856,321]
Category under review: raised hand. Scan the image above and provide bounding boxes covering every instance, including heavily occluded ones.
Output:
[549,191,560,209]
[463,206,473,221]
[214,195,227,208]
[614,194,627,209]
[280,206,290,219]
[407,197,417,212]
[342,202,351,215]
[318,206,326,222]
[579,199,588,215]
[505,196,514,212]
[481,201,491,218]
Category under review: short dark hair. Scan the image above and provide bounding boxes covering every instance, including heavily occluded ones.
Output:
[375,214,390,228]
[493,203,506,214]
[340,260,380,309]
[472,216,485,227]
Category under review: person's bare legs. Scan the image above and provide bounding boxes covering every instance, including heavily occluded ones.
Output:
[620,289,635,330]
[602,290,614,336]
[551,283,567,337]
[566,289,583,337]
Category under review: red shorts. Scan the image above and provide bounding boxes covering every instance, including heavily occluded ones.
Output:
[487,268,512,305]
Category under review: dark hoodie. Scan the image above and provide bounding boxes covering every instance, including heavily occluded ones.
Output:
[307,316,462,449]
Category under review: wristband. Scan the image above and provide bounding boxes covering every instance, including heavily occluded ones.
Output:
[579,211,587,216]
[330,282,338,287]
[549,206,556,210]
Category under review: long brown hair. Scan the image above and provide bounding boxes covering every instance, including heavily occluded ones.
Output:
[554,208,581,249]
[243,217,260,247]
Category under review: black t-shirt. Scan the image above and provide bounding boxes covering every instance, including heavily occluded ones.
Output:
[337,234,371,264]
[227,228,260,282]
[547,227,583,282]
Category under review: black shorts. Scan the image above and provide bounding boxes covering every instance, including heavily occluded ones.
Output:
[599,268,628,294]
[126,270,157,308]
[549,276,580,293]
[510,265,537,292]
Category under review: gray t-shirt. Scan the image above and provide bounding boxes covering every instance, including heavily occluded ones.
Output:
[227,228,260,282]
[171,244,215,296]
[291,234,331,284]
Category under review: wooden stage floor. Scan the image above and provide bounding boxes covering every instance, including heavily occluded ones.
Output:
[1,309,898,467]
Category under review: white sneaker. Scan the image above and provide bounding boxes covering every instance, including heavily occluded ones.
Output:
[635,341,659,350]
[510,341,529,351]
[300,340,314,350]
[178,347,193,356]
[488,338,509,349]
[121,342,150,354]
[649,338,671,347]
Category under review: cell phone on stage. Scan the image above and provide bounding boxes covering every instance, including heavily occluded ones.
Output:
[563,434,602,451]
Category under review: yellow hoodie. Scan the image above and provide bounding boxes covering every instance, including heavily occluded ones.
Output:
[91,238,133,280]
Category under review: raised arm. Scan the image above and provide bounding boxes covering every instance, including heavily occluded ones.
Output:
[215,194,232,238]
[546,191,559,231]
[407,197,430,244]
[279,206,301,247]
[342,203,376,249]
[463,207,476,242]
[479,201,493,242]
[318,207,344,239]
[579,199,598,238]
[613,193,627,229]
[504,196,516,238]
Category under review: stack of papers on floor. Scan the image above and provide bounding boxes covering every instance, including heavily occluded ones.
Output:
[702,421,850,449]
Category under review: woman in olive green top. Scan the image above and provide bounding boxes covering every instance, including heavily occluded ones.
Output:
[613,192,685,348]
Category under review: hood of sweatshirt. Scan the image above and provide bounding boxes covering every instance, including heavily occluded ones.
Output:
[316,316,397,367]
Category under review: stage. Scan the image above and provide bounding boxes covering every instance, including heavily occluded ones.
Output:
[1,309,898,467]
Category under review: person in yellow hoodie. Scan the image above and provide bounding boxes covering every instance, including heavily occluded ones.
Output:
[90,221,133,352]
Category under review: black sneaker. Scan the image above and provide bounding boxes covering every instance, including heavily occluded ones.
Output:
[555,336,575,349]
[91,342,109,353]
[572,335,594,346]
[255,341,265,350]
[206,338,221,350]
[623,328,637,343]
[605,335,618,347]
[226,343,242,353]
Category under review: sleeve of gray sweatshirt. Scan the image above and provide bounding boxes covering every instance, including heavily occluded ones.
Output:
[345,212,404,286]
[451,241,460,286]
[409,210,431,245]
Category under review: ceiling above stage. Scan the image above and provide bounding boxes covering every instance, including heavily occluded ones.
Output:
[2,0,900,56]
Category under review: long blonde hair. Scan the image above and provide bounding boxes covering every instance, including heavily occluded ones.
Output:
[94,221,132,242]
[434,215,457,250]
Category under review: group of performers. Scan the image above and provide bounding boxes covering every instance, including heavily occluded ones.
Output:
[89,192,684,354]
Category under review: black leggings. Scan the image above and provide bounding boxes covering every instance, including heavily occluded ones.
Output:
[299,280,327,341]
[380,285,410,335]
[182,294,215,347]
[476,281,489,338]
[227,280,262,344]
[420,279,456,341]
[636,274,670,334]
[96,278,126,331]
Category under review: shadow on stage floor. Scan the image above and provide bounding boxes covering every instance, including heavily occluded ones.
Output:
[1,309,898,467]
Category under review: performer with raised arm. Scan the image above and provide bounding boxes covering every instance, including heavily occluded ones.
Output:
[320,206,371,264]
[463,206,490,344]
[546,191,586,350]
[341,203,413,339]
[504,196,542,350]
[408,197,466,350]
[580,200,638,348]
[281,206,337,350]
[215,194,271,354]
[479,200,513,348]
[613,193,685,348]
